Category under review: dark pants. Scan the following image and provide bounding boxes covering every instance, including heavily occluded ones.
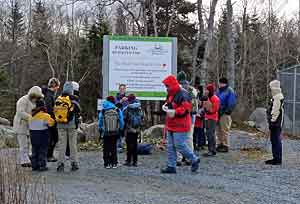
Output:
[30,130,49,169]
[126,132,138,164]
[206,120,217,153]
[103,134,118,166]
[47,125,58,158]
[193,127,205,149]
[270,127,282,162]
[65,136,70,157]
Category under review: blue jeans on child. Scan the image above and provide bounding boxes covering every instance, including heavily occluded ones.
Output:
[167,131,199,168]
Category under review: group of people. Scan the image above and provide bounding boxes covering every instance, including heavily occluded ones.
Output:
[13,79,81,172]
[12,74,284,173]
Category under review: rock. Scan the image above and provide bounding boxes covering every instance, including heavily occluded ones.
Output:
[0,117,10,126]
[142,125,165,139]
[248,108,292,133]
[77,122,100,142]
[0,125,18,148]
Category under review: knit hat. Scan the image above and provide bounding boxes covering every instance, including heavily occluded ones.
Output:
[269,80,281,89]
[219,77,228,85]
[62,81,74,95]
[106,96,116,104]
[36,100,45,108]
[72,81,79,92]
[127,94,136,103]
[206,84,215,94]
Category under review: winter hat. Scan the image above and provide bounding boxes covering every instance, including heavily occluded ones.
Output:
[72,81,80,92]
[28,86,44,99]
[219,77,228,85]
[162,75,180,95]
[127,94,136,103]
[62,81,74,95]
[206,84,215,94]
[36,100,45,108]
[106,96,116,104]
[269,80,281,89]
[48,78,60,88]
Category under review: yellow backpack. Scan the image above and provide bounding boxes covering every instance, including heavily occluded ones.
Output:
[54,96,74,123]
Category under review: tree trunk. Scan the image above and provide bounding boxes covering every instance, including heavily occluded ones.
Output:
[152,0,158,37]
[225,0,235,89]
[200,0,218,86]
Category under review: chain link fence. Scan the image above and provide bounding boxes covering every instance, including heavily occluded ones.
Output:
[278,65,300,136]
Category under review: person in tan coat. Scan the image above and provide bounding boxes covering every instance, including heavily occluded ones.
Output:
[13,86,44,167]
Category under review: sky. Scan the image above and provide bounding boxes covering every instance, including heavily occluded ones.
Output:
[189,0,300,20]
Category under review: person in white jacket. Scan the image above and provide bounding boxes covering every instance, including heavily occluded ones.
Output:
[13,86,44,167]
[265,80,284,165]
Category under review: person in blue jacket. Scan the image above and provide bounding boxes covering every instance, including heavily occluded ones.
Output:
[216,77,237,153]
[99,96,124,169]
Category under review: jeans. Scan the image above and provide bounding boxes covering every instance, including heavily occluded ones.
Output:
[206,120,217,153]
[126,132,138,164]
[167,131,199,168]
[193,127,205,149]
[103,134,118,166]
[270,127,282,162]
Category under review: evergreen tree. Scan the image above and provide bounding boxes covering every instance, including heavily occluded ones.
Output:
[6,1,25,44]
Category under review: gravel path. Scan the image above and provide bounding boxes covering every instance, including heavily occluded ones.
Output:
[30,130,300,204]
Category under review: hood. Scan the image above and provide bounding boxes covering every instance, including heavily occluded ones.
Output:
[269,80,282,97]
[128,101,141,109]
[72,81,79,92]
[62,81,74,95]
[163,75,180,96]
[103,100,116,110]
[28,86,44,98]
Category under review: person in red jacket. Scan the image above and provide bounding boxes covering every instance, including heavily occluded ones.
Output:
[161,75,200,174]
[203,84,220,157]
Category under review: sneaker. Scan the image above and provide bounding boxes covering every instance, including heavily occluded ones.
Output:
[47,157,58,162]
[217,145,229,153]
[161,166,176,174]
[104,165,111,169]
[176,161,182,167]
[112,164,118,169]
[132,163,138,167]
[39,167,49,172]
[71,162,79,171]
[123,162,131,167]
[21,163,32,168]
[203,152,216,157]
[57,163,64,172]
[265,159,282,165]
[191,158,200,172]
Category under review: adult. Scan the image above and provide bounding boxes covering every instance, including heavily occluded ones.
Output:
[161,75,200,174]
[13,86,44,167]
[177,80,198,166]
[42,78,60,162]
[115,84,128,152]
[216,77,237,153]
[203,84,220,157]
[265,80,284,165]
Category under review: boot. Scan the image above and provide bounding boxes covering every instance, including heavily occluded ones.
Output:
[265,159,282,165]
[57,163,64,172]
[203,152,216,157]
[161,166,176,174]
[217,145,229,153]
[71,162,79,171]
[191,158,200,172]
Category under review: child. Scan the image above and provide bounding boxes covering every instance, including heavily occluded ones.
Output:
[203,84,220,157]
[29,100,55,171]
[266,80,284,165]
[194,107,205,151]
[123,94,143,167]
[99,96,124,169]
[55,82,81,172]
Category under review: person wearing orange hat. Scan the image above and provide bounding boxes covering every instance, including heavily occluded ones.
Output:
[203,84,220,157]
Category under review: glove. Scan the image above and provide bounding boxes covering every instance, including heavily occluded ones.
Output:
[166,109,175,118]
[162,103,168,112]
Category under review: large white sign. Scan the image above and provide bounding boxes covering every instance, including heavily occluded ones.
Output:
[104,36,177,100]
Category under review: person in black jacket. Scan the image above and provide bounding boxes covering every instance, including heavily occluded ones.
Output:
[266,80,284,165]
[42,78,60,162]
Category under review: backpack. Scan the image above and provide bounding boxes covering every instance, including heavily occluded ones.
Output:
[103,108,120,134]
[127,107,143,130]
[54,96,74,123]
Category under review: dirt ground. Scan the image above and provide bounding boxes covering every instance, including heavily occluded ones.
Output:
[27,130,300,204]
